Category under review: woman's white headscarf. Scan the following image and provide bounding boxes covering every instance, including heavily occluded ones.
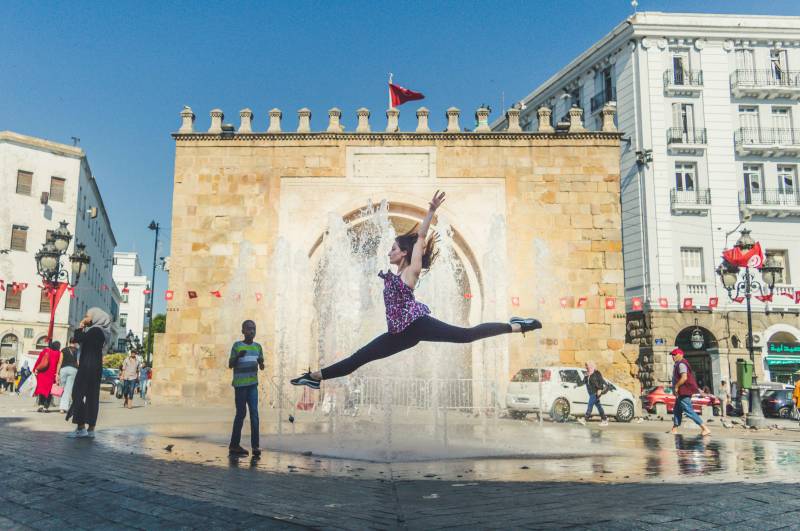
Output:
[585,360,596,374]
[87,307,112,349]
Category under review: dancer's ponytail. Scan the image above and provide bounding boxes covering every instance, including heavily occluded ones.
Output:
[396,226,439,270]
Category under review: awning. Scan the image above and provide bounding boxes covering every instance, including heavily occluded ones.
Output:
[766,354,800,365]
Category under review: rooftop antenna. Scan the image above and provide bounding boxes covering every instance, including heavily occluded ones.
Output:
[631,0,638,13]
[71,136,80,146]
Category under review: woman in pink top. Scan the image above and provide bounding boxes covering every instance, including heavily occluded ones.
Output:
[33,341,62,412]
[292,190,541,389]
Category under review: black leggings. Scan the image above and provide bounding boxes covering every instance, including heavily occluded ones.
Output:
[320,316,512,380]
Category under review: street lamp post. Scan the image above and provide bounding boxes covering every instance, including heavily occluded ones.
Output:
[716,228,782,429]
[145,220,160,364]
[126,330,142,356]
[34,220,90,341]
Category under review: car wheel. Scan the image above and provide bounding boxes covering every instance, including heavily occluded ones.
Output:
[550,397,570,422]
[509,411,527,420]
[779,407,790,419]
[616,400,634,423]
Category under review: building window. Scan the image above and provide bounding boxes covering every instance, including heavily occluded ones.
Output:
[24,328,33,338]
[770,49,788,81]
[119,313,128,328]
[772,107,793,144]
[10,225,28,251]
[0,334,18,357]
[121,292,129,304]
[743,164,764,196]
[16,170,33,195]
[765,250,790,284]
[675,162,697,191]
[49,177,66,202]
[681,247,704,283]
[778,165,796,196]
[39,288,51,313]
[4,289,21,310]
[35,336,49,350]
[671,103,696,136]
[735,49,755,71]
[671,50,690,84]
[117,339,127,352]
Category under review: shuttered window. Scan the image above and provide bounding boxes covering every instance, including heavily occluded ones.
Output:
[4,290,21,310]
[681,247,704,283]
[39,288,51,313]
[49,177,66,202]
[10,225,28,251]
[16,171,32,195]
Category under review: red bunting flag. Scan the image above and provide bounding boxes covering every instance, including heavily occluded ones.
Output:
[682,298,693,310]
[708,297,718,308]
[605,297,616,310]
[121,282,129,294]
[255,292,263,302]
[781,291,795,300]
[631,297,642,311]
[67,286,75,299]
[165,290,174,300]
[577,296,587,308]
[11,282,28,295]
[733,296,744,303]
[722,242,764,269]
[464,293,472,300]
[187,290,198,299]
[210,290,222,298]
[796,290,800,304]
[511,296,520,307]
[659,297,669,308]
[143,289,152,295]
[559,297,570,308]
[755,293,773,303]
[389,82,425,107]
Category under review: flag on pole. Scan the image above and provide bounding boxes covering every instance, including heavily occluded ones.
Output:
[605,297,616,310]
[682,297,693,310]
[658,297,669,308]
[187,290,198,299]
[631,297,643,311]
[389,74,425,107]
[708,297,718,308]
[722,242,764,268]
[165,290,174,301]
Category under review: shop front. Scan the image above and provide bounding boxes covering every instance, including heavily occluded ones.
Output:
[763,328,800,385]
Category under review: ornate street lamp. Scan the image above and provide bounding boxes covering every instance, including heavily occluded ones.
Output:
[716,228,782,428]
[145,220,160,364]
[126,330,142,355]
[34,221,90,341]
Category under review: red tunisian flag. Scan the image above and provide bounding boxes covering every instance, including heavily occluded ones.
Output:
[722,242,764,269]
[389,83,425,107]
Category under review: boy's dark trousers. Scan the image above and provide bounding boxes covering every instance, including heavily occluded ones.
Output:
[230,384,259,448]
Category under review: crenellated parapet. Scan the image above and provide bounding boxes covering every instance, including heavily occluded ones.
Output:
[174,104,619,137]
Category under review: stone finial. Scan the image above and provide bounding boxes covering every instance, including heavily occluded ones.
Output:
[446,107,461,132]
[356,108,371,133]
[209,109,224,134]
[267,108,282,133]
[568,105,586,133]
[474,107,491,132]
[179,106,195,133]
[327,107,342,132]
[415,107,430,133]
[537,106,554,133]
[505,108,522,133]
[297,108,312,133]
[238,108,253,133]
[386,107,400,133]
[601,102,617,132]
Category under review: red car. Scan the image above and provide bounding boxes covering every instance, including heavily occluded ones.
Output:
[643,386,721,415]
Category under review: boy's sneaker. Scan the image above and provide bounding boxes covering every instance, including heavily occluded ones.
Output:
[229,445,249,457]
[67,429,89,438]
[85,430,96,438]
[600,419,609,426]
[290,372,320,390]
[577,417,586,426]
[252,448,262,457]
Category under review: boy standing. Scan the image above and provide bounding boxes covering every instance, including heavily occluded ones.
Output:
[229,320,264,457]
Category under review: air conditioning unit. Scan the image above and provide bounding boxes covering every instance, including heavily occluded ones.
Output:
[751,333,764,347]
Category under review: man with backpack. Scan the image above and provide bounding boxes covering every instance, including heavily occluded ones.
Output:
[670,347,711,436]
[577,360,609,426]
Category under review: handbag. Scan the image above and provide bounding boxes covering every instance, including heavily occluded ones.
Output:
[35,354,50,373]
[51,384,64,397]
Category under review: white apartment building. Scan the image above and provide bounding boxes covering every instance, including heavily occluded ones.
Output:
[493,12,800,391]
[0,131,117,365]
[111,251,148,352]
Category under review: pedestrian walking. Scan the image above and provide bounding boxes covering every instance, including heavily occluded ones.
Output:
[0,359,14,393]
[228,320,265,457]
[55,338,79,413]
[33,341,61,412]
[120,350,141,409]
[291,191,540,389]
[576,361,609,426]
[66,308,111,439]
[669,348,711,436]
[719,380,730,418]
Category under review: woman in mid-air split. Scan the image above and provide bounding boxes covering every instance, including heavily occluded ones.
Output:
[291,190,541,390]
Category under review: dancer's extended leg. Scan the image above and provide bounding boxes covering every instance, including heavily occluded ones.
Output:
[414,316,512,343]
[319,331,420,380]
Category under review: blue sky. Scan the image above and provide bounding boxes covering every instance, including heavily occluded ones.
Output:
[2,0,799,313]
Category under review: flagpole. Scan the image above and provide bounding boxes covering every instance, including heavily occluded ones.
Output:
[388,72,393,109]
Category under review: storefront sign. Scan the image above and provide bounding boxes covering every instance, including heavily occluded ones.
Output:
[768,342,800,354]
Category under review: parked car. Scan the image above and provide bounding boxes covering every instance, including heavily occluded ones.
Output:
[761,389,795,418]
[642,385,721,415]
[506,366,636,422]
[101,368,120,393]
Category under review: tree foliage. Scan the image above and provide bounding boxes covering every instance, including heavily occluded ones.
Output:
[103,353,125,369]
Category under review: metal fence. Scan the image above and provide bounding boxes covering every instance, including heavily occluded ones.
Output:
[731,68,800,89]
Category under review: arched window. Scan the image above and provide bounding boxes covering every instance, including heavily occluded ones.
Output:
[1,334,18,358]
[35,336,49,350]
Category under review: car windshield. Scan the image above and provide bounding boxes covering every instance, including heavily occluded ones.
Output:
[511,369,540,382]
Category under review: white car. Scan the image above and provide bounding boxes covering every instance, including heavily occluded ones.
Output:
[506,366,636,423]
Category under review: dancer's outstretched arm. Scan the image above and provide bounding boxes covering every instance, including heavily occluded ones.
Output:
[403,190,445,287]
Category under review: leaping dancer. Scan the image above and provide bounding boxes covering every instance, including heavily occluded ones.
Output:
[291,190,541,390]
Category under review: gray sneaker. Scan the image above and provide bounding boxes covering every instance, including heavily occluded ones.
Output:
[67,429,88,438]
[85,430,96,438]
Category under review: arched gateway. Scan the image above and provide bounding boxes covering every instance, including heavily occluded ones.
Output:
[153,104,638,406]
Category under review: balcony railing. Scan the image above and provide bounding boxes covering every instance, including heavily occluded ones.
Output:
[740,188,800,207]
[667,127,707,145]
[731,69,800,89]
[664,69,704,87]
[590,88,616,112]
[670,188,711,205]
[735,127,800,147]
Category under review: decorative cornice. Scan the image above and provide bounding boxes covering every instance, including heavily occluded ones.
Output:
[172,131,622,142]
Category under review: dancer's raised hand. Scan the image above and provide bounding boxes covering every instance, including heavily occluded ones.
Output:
[429,190,446,212]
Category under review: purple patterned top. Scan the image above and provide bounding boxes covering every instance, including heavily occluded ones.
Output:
[378,271,431,333]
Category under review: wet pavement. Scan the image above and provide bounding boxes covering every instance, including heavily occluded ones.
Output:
[2,392,800,529]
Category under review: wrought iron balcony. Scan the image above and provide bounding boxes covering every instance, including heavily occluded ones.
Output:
[664,69,703,95]
[731,69,800,99]
[739,188,800,218]
[670,188,711,215]
[590,88,616,112]
[666,128,707,154]
[734,127,800,156]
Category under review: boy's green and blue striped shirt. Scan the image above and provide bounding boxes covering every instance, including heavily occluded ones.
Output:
[230,341,264,387]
